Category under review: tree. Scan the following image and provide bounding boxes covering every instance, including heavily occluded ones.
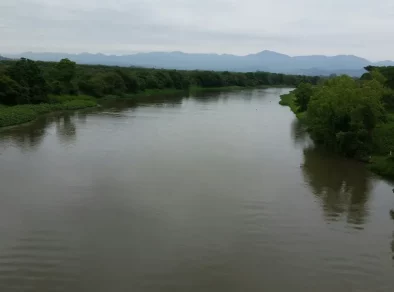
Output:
[89,72,126,96]
[116,69,140,93]
[55,58,76,84]
[0,74,26,105]
[307,76,386,158]
[294,82,314,112]
[53,58,77,94]
[6,58,48,103]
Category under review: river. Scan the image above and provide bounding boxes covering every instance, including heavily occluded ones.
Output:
[0,88,393,291]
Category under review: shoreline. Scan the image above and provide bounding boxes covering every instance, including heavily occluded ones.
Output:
[279,92,394,181]
[0,100,97,129]
[0,86,286,129]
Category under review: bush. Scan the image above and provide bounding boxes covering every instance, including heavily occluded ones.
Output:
[370,156,394,179]
[0,96,97,127]
[62,100,96,110]
[0,106,38,127]
[48,94,95,104]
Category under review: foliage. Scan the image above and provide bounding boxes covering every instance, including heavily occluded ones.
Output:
[51,58,77,95]
[6,58,48,104]
[0,57,322,127]
[279,92,306,121]
[0,74,25,105]
[281,68,394,178]
[0,58,321,102]
[0,106,37,127]
[0,96,97,127]
[307,76,386,158]
[294,82,314,112]
[369,156,394,180]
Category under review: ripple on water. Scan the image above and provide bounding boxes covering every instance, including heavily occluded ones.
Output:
[0,229,80,291]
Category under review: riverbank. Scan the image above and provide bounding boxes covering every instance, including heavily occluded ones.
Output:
[0,95,97,128]
[279,92,306,121]
[102,86,253,101]
[0,86,295,129]
[0,86,254,128]
[279,92,394,180]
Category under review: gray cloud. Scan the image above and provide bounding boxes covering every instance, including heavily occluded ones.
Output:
[1,0,394,60]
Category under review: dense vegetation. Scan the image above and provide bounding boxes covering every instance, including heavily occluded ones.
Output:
[0,58,321,100]
[280,66,394,179]
[0,57,320,127]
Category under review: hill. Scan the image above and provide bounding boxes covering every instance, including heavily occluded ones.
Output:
[3,50,394,76]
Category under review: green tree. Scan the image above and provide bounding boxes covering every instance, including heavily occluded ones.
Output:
[92,72,126,96]
[55,59,76,84]
[116,69,140,93]
[294,82,314,112]
[6,58,48,103]
[0,74,26,105]
[307,76,386,158]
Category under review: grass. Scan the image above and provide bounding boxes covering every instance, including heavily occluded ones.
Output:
[279,92,306,121]
[0,95,97,128]
[369,156,394,180]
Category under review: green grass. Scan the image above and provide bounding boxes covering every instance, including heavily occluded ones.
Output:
[0,95,97,128]
[279,92,297,111]
[369,156,394,180]
[279,92,307,121]
[48,94,96,103]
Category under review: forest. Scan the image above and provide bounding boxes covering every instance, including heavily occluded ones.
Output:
[0,58,321,103]
[0,58,321,127]
[280,66,394,179]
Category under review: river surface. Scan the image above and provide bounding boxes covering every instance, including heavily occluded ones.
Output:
[0,88,394,292]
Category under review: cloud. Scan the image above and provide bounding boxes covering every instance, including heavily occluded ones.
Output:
[1,0,393,60]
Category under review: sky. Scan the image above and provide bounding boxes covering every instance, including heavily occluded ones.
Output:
[1,0,394,61]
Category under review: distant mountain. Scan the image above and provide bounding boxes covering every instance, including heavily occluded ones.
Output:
[3,50,393,76]
[0,55,10,61]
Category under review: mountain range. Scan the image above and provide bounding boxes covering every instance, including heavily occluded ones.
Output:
[3,50,394,76]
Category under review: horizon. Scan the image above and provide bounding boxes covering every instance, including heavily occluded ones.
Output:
[2,49,393,62]
[1,0,394,62]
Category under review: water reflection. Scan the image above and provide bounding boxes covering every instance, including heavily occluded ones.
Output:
[77,112,88,124]
[1,89,394,291]
[290,116,372,227]
[290,118,309,146]
[56,114,77,144]
[301,146,371,227]
[0,117,50,151]
[390,210,394,259]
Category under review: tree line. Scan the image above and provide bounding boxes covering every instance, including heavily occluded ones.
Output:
[0,58,321,105]
[287,66,394,175]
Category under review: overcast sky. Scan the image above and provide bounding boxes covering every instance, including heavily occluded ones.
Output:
[1,0,393,60]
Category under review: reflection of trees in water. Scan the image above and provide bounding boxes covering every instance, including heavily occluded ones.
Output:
[55,113,77,143]
[301,146,372,227]
[390,210,394,259]
[77,111,88,124]
[290,118,310,146]
[0,117,51,151]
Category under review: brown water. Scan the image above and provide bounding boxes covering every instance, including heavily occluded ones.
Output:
[0,88,393,292]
